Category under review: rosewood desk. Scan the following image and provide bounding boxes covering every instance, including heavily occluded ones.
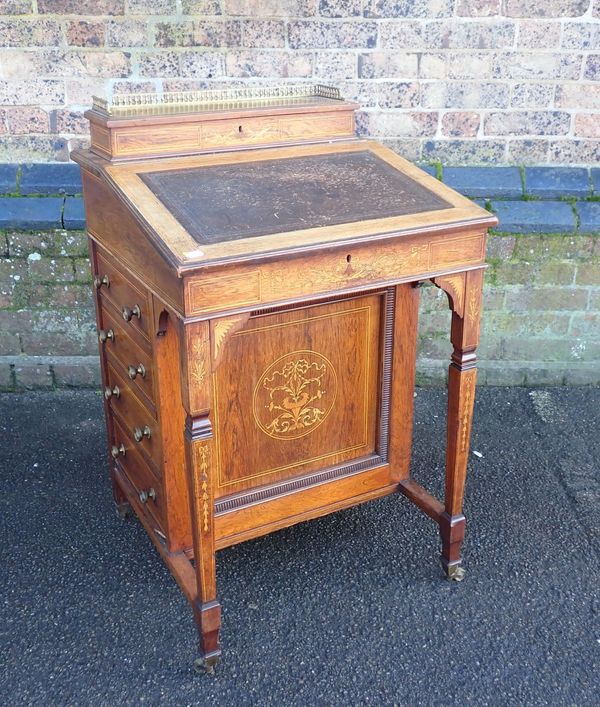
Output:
[72,85,498,672]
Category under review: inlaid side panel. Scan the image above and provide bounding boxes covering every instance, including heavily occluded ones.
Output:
[212,293,383,498]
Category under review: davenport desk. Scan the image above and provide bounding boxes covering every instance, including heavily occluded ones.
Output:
[72,85,498,672]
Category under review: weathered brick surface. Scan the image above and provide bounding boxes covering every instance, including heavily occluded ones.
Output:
[0,228,597,388]
[0,3,597,165]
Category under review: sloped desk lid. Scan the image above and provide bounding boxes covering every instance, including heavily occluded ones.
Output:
[104,139,496,269]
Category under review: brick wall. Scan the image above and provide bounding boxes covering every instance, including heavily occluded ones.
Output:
[1,0,600,165]
[1,226,599,389]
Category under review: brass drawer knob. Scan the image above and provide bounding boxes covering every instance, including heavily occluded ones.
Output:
[111,443,125,459]
[127,363,146,380]
[93,274,110,289]
[104,385,120,400]
[122,304,141,322]
[133,425,152,442]
[98,329,114,344]
[139,488,156,504]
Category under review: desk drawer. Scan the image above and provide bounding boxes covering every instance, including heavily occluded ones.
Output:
[99,303,155,411]
[199,112,353,150]
[95,250,151,345]
[112,416,164,530]
[105,363,162,471]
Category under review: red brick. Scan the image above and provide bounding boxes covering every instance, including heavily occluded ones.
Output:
[241,20,286,48]
[574,114,600,139]
[0,136,68,161]
[181,0,221,11]
[506,139,549,164]
[426,19,515,49]
[548,140,600,164]
[138,51,181,77]
[0,1,33,12]
[484,111,570,137]
[0,19,62,47]
[319,0,361,16]
[585,55,600,81]
[556,84,600,110]
[288,20,377,49]
[225,51,313,78]
[456,0,500,15]
[38,0,124,14]
[358,52,419,79]
[6,107,49,135]
[493,52,582,80]
[106,19,148,47]
[364,0,452,17]
[66,20,105,47]
[504,0,589,17]
[378,20,424,49]
[51,109,89,135]
[516,20,561,49]
[223,0,316,16]
[154,20,241,48]
[378,82,420,109]
[314,51,356,80]
[130,0,176,10]
[441,111,480,137]
[365,111,439,138]
[65,78,107,105]
[112,80,157,95]
[4,49,131,80]
[180,52,225,78]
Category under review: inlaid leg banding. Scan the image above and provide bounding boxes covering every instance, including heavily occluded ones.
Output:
[432,268,484,579]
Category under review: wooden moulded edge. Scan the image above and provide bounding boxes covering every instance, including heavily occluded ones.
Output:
[100,139,498,270]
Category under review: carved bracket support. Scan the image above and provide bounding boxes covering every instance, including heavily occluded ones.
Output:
[431,272,466,319]
[210,312,251,370]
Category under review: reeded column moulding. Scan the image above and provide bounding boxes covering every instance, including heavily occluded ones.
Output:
[72,84,497,672]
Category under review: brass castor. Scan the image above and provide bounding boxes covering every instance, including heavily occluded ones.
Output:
[115,502,132,520]
[447,565,466,582]
[193,656,219,675]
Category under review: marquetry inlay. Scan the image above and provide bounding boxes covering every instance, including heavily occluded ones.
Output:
[253,350,337,440]
[195,443,211,533]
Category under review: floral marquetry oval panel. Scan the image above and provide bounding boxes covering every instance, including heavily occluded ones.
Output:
[212,292,385,497]
[253,350,338,440]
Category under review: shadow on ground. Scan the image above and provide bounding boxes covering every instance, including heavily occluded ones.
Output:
[1,387,599,705]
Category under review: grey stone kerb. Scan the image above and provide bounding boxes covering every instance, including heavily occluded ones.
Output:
[1,163,599,235]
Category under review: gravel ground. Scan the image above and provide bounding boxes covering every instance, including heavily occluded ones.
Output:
[1,387,599,706]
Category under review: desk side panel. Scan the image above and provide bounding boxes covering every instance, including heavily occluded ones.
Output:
[81,169,184,315]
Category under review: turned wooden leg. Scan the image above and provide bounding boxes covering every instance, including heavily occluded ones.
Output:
[433,269,484,581]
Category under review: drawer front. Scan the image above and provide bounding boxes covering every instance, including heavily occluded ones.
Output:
[105,363,162,471]
[199,112,353,150]
[184,232,487,317]
[95,250,151,345]
[112,416,164,529]
[99,302,155,411]
[106,110,355,159]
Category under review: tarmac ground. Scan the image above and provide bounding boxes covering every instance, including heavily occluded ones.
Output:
[1,387,599,706]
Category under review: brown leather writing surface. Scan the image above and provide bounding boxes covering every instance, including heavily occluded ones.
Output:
[139,150,451,244]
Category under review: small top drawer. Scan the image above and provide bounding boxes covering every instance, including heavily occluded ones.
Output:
[94,251,151,345]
